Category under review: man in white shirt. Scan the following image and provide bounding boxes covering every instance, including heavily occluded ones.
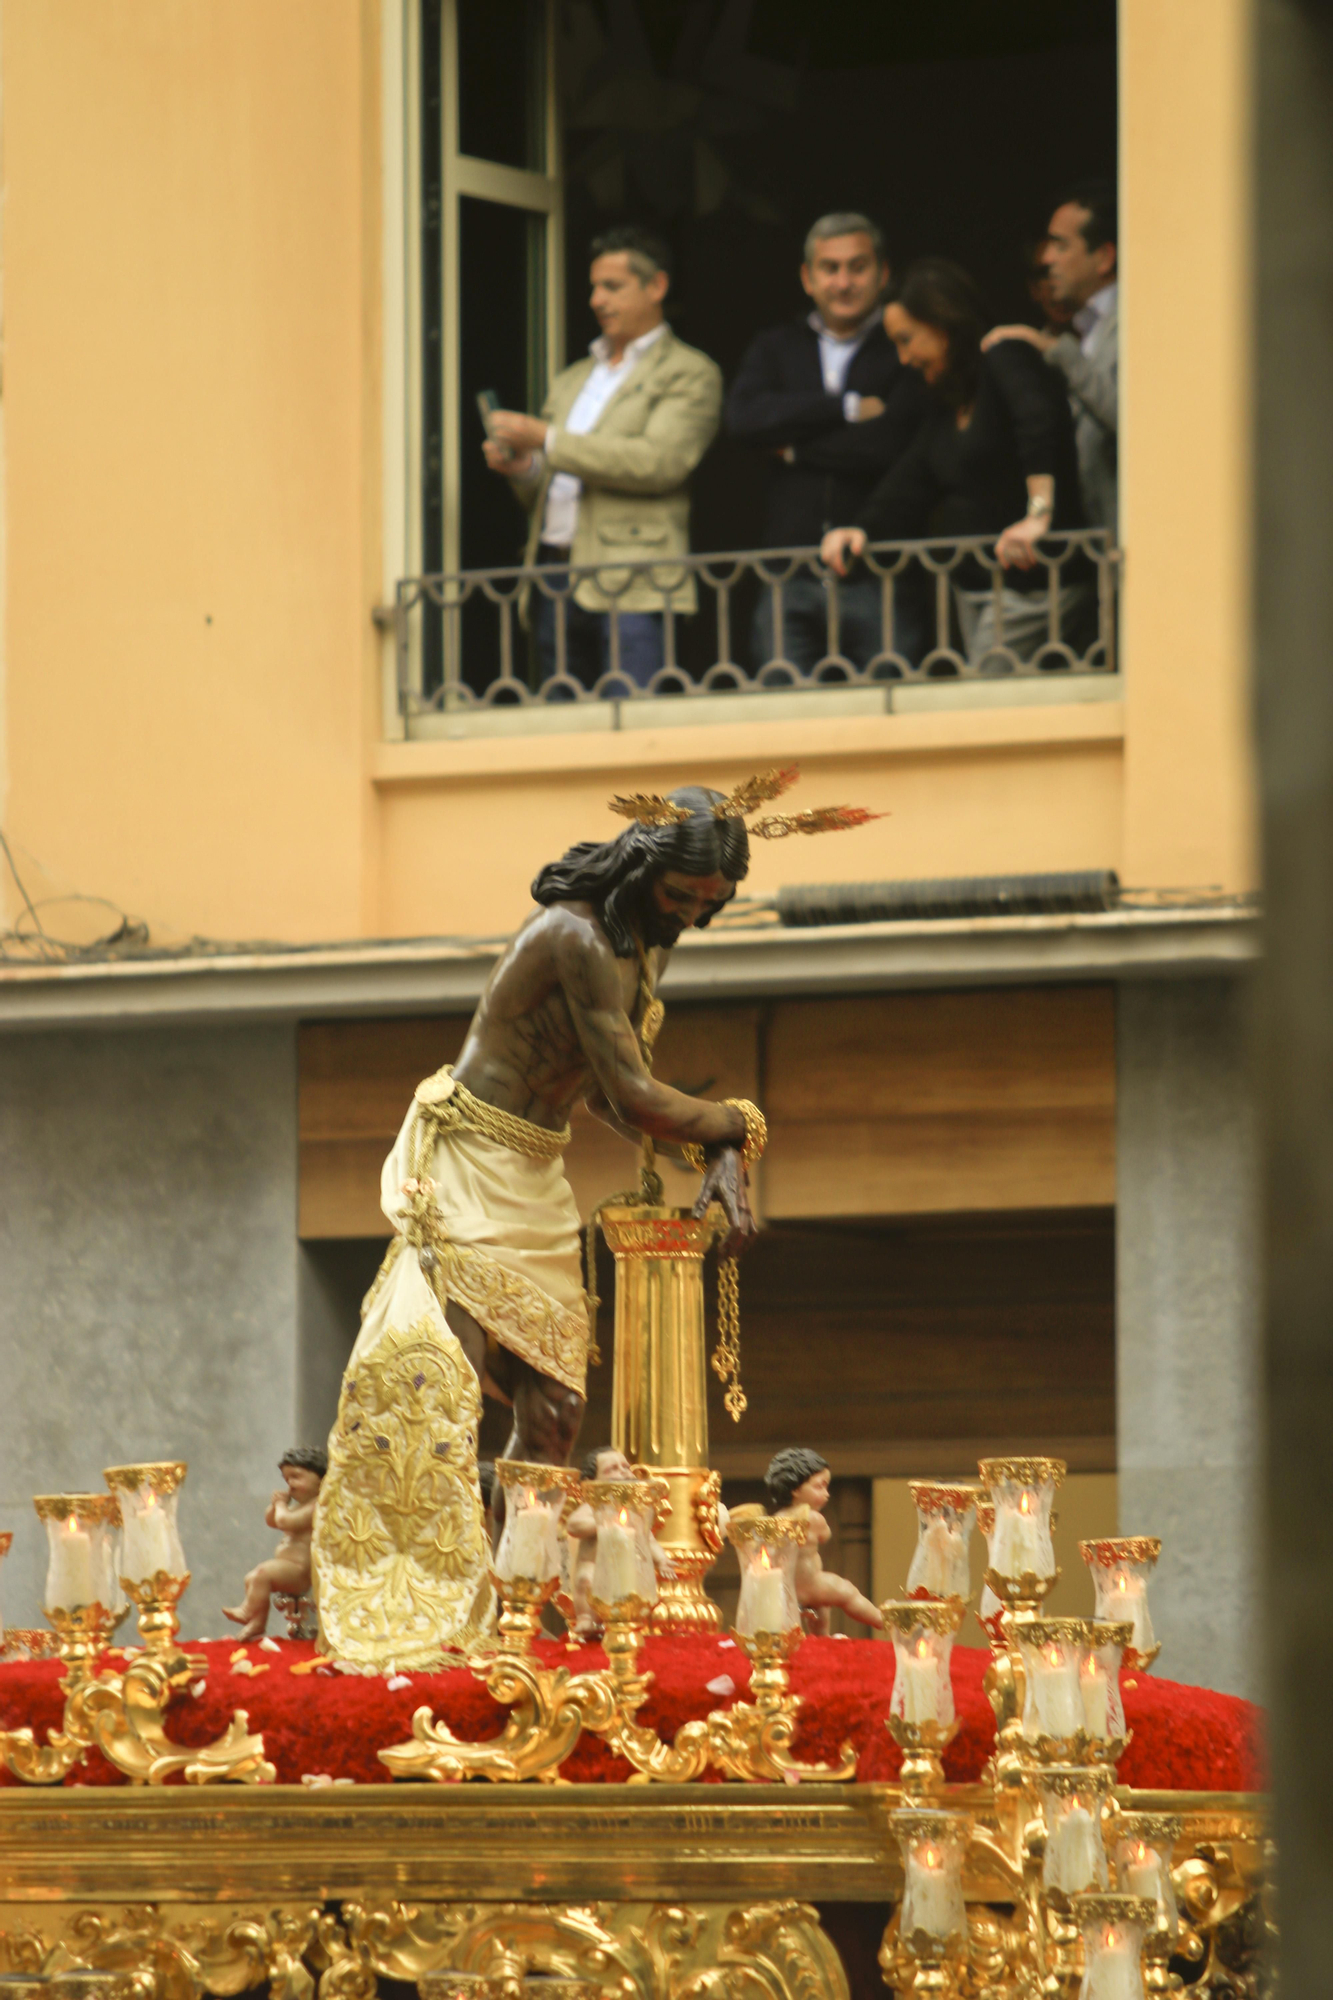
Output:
[983,180,1119,531]
[485,226,722,693]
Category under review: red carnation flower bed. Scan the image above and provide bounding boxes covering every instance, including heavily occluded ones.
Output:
[0,1634,1265,1790]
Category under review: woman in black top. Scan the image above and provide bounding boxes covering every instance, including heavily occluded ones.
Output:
[820,259,1088,669]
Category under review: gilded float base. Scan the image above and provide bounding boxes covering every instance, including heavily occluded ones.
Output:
[0,1898,849,2000]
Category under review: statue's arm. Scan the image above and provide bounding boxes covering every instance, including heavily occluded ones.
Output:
[583,1084,687,1156]
[557,923,745,1149]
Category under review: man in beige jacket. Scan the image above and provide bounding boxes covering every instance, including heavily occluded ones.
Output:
[485,226,722,692]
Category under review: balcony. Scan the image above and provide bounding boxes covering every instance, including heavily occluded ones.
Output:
[383,532,1119,742]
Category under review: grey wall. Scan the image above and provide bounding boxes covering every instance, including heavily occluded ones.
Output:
[1116,977,1261,1700]
[0,1023,298,1638]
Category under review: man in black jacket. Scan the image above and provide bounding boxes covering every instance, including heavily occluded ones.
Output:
[725,212,929,672]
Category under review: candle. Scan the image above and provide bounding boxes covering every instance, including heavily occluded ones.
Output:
[1084,1923,1145,2000]
[505,1502,553,1582]
[1030,1642,1082,1737]
[1108,1570,1152,1655]
[911,1518,969,1597]
[898,1638,941,1724]
[743,1548,790,1634]
[990,1488,1051,1578]
[1123,1844,1163,1902]
[46,1517,96,1611]
[903,1841,963,1940]
[1081,1654,1111,1739]
[122,1492,175,1583]
[1046,1805,1105,1895]
[592,1509,640,1604]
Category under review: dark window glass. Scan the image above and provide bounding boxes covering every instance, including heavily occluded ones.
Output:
[458,0,546,171]
[457,194,547,692]
[420,0,446,692]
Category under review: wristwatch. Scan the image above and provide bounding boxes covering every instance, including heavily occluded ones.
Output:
[1026,494,1053,519]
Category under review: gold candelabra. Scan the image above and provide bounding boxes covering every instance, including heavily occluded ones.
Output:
[879,1453,1183,2000]
[1,1465,273,1786]
[380,1478,856,1786]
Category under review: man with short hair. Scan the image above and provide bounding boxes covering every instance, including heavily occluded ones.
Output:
[724,212,929,671]
[984,180,1118,531]
[485,225,722,692]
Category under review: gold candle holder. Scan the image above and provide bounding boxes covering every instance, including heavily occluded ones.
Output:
[881,1808,972,1999]
[1069,1893,1158,2000]
[1115,1812,1183,1992]
[1011,1616,1134,1767]
[0,1494,123,1783]
[882,1596,967,1795]
[1080,1537,1163,1671]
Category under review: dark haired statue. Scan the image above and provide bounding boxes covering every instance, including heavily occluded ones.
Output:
[763,1446,884,1635]
[311,771,874,1664]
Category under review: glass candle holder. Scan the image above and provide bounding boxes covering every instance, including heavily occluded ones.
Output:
[1070,1893,1157,2000]
[1114,1814,1182,1937]
[892,1808,969,1945]
[1081,1538,1162,1668]
[978,1456,1064,1590]
[1014,1616,1090,1743]
[34,1494,122,1614]
[586,1478,660,1609]
[102,1462,187,1586]
[1080,1620,1134,1746]
[0,1530,10,1647]
[729,1513,803,1637]
[883,1597,966,1727]
[493,1461,571,1585]
[1037,1765,1113,1897]
[905,1483,978,1599]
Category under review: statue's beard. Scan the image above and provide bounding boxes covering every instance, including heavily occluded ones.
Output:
[639,903,687,949]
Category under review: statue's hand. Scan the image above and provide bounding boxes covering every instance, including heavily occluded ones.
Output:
[692,1144,757,1259]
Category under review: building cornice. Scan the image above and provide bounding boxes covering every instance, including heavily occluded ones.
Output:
[0,905,1259,1034]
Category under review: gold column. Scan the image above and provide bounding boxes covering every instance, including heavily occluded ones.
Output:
[599,1204,724,1632]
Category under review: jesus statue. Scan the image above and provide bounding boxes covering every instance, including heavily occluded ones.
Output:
[310,771,873,1665]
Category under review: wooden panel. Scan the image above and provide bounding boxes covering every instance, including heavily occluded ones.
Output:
[765,986,1115,1217]
[557,1208,1116,1483]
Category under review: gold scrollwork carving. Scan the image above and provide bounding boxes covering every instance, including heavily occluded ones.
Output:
[0,1901,849,2000]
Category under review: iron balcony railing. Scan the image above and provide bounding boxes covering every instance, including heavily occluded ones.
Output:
[384,530,1118,730]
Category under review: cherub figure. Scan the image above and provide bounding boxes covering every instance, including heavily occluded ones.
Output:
[561,1446,675,1637]
[763,1447,883,1635]
[223,1446,327,1641]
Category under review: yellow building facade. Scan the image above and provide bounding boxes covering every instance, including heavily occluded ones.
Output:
[0,0,1254,948]
[0,1,1262,1696]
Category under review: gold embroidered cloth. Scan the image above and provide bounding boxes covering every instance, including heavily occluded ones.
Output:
[389,1088,590,1397]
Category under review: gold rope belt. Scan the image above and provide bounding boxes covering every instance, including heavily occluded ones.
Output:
[413,1065,571,1164]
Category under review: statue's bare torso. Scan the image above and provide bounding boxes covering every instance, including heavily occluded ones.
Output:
[436,879,753,1474]
[452,901,661,1132]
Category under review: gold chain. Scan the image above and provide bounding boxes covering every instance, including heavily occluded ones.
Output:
[712,1255,746,1421]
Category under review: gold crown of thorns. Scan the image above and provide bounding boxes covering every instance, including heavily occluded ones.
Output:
[607,766,882,841]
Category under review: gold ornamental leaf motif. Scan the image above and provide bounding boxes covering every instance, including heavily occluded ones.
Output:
[608,793,690,827]
[748,805,883,840]
[712,766,801,818]
[313,1319,494,1669]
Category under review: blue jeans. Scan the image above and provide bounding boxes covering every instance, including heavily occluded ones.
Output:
[532,547,664,695]
[750,571,928,676]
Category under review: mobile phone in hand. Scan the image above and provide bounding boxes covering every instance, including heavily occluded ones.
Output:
[476,388,513,460]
